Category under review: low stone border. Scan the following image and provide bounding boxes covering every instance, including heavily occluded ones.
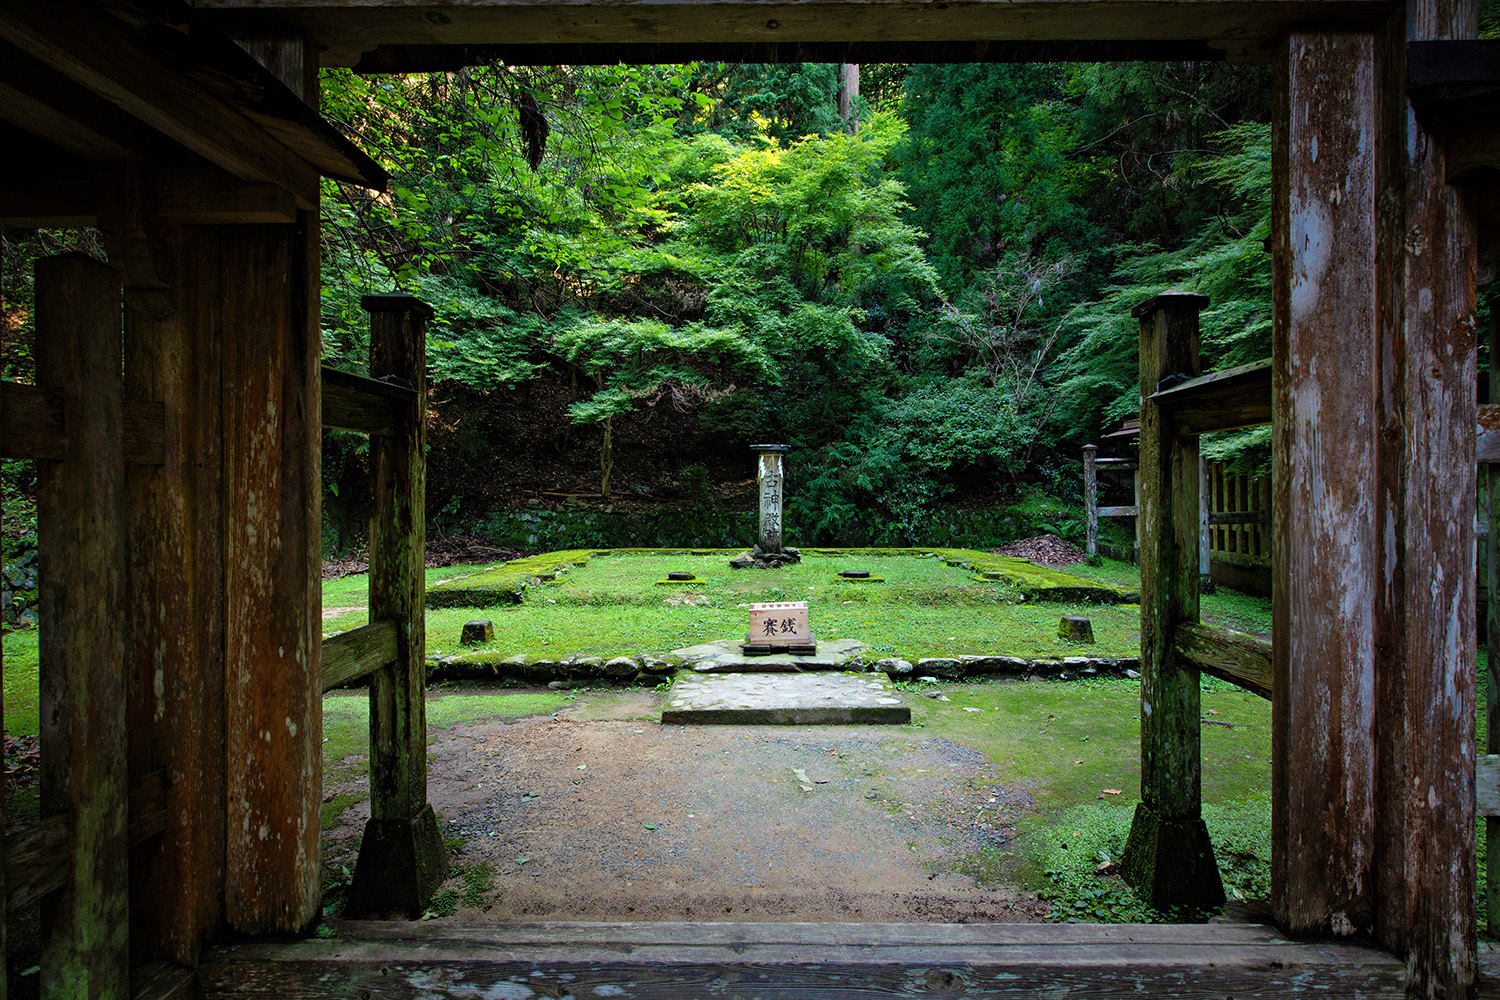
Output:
[422,651,1143,687]
[873,654,1142,682]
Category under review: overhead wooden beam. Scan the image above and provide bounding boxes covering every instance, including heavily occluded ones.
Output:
[321,366,418,436]
[0,1,320,208]
[196,0,1398,67]
[322,620,399,692]
[0,168,299,228]
[351,38,1222,71]
[1148,359,1273,434]
[0,40,179,165]
[1407,40,1500,183]
[1173,622,1272,700]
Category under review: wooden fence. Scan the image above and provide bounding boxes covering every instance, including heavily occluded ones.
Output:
[0,283,441,996]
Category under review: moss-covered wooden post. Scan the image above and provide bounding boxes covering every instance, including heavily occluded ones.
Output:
[345,294,448,916]
[1083,444,1099,565]
[1120,290,1224,912]
[35,254,131,998]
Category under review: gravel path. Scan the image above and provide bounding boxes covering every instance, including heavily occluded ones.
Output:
[325,701,1049,923]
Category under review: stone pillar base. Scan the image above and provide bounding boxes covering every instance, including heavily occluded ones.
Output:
[1120,801,1225,914]
[343,803,450,918]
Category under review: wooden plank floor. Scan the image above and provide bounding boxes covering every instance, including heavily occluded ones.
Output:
[198,921,1500,997]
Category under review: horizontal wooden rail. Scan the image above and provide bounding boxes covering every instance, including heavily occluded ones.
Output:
[5,768,168,912]
[1478,404,1500,464]
[1172,621,1272,700]
[1480,756,1500,817]
[1098,505,1139,517]
[322,367,417,436]
[322,618,400,692]
[1094,457,1136,467]
[1208,510,1269,526]
[0,381,165,463]
[1149,358,1272,435]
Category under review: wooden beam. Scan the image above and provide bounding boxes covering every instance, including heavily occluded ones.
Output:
[322,619,399,692]
[155,168,297,225]
[351,38,1222,71]
[0,167,300,228]
[1406,40,1500,182]
[321,366,418,436]
[1208,511,1270,526]
[1479,756,1500,818]
[1373,3,1478,992]
[0,39,180,165]
[6,768,172,914]
[0,1,320,207]
[35,253,131,999]
[196,0,1399,67]
[1098,505,1139,518]
[345,294,448,917]
[1148,359,1273,434]
[1120,291,1223,912]
[1173,622,1272,700]
[0,382,166,464]
[194,920,1421,997]
[1271,30,1379,942]
[1478,403,1500,464]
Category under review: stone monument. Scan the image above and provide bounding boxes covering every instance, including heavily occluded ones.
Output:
[730,444,801,569]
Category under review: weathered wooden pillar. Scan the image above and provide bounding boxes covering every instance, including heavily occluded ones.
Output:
[1083,444,1099,564]
[1488,301,1500,939]
[35,254,130,999]
[1371,2,1477,993]
[221,217,323,934]
[122,218,228,965]
[1198,460,1213,593]
[345,295,449,917]
[1120,291,1224,912]
[1272,30,1381,941]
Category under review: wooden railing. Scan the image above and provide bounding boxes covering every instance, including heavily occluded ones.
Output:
[319,296,449,917]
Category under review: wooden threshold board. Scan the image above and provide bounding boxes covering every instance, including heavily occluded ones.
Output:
[195,921,1480,997]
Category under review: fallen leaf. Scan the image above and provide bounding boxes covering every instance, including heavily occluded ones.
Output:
[799,785,816,793]
[793,768,812,784]
[1101,789,1122,795]
[643,823,658,831]
[578,764,587,770]
[520,791,540,802]
[1208,709,1220,715]
[962,707,984,713]
[1072,760,1084,765]
[515,855,531,865]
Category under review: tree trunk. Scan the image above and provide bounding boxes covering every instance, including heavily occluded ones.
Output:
[838,64,860,134]
[600,414,614,499]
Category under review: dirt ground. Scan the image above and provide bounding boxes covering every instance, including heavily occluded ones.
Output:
[324,696,1051,923]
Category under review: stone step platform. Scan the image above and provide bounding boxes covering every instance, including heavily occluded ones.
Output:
[672,638,868,673]
[661,671,910,725]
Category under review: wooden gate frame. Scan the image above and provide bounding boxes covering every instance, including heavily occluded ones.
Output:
[0,0,1495,996]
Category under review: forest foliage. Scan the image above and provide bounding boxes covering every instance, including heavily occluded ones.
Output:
[315,57,1284,538]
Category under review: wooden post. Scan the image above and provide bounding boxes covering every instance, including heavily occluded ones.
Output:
[35,254,130,999]
[1120,290,1224,912]
[122,220,227,965]
[1198,460,1213,593]
[1082,444,1099,564]
[344,295,449,917]
[1272,29,1381,940]
[1371,1,1478,991]
[1488,305,1500,939]
[221,218,323,934]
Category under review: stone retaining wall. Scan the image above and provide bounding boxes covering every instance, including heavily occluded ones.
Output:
[420,651,1143,688]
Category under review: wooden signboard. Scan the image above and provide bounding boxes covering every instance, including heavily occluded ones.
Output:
[745,601,814,653]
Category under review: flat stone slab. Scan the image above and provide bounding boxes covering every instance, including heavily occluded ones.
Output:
[672,638,869,673]
[661,671,910,725]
